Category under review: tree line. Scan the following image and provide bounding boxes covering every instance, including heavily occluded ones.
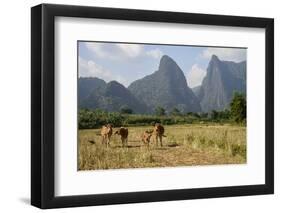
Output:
[79,92,246,129]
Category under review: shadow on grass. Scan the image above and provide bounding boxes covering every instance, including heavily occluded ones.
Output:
[154,147,169,150]
[114,145,141,148]
[87,140,96,144]
[167,143,180,147]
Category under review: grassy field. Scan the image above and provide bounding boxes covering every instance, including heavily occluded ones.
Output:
[78,124,246,170]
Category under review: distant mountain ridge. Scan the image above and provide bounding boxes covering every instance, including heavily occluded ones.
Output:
[79,80,149,113]
[78,77,106,103]
[78,54,246,113]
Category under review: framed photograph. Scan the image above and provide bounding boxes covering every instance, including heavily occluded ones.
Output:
[31,3,274,209]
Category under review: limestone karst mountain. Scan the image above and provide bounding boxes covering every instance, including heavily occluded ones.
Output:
[80,80,149,113]
[78,55,246,114]
[198,55,246,112]
[128,55,201,113]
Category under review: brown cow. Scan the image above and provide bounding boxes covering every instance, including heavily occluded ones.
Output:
[141,130,153,147]
[114,127,129,147]
[100,124,113,147]
[152,123,166,147]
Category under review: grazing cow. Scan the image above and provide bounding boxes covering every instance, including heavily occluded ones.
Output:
[114,127,129,147]
[141,130,153,147]
[100,124,113,147]
[153,123,166,147]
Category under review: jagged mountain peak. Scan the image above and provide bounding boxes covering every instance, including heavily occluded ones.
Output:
[198,56,246,112]
[211,54,220,61]
[104,81,132,97]
[128,56,201,113]
[106,80,124,89]
[208,55,222,71]
[158,55,182,73]
[159,55,175,65]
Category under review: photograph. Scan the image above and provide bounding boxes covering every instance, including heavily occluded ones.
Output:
[78,41,247,171]
[30,3,274,209]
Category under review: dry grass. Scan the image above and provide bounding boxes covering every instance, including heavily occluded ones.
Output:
[78,124,246,170]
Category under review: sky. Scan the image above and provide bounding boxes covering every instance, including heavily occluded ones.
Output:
[78,41,247,88]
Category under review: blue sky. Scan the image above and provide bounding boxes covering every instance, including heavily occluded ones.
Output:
[78,41,246,88]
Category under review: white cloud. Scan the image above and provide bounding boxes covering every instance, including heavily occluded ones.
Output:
[84,42,164,61]
[79,57,111,80]
[84,43,107,58]
[186,64,206,88]
[145,49,163,59]
[201,48,246,62]
[85,42,144,60]
[79,57,128,86]
[115,43,143,58]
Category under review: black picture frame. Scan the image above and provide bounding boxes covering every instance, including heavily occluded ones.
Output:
[31,3,274,209]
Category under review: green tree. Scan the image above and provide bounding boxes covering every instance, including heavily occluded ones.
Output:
[210,110,219,120]
[120,106,133,114]
[78,109,124,129]
[199,112,208,118]
[219,109,230,120]
[230,92,246,123]
[191,112,200,118]
[155,106,166,116]
[171,107,181,116]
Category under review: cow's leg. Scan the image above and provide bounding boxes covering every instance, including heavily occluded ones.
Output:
[125,137,128,147]
[159,135,163,147]
[155,135,158,147]
[106,135,109,148]
[101,136,105,145]
[121,137,125,147]
[108,135,112,147]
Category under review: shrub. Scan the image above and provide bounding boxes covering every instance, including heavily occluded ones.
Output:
[155,106,166,116]
[230,92,246,123]
[231,144,246,158]
[79,109,124,129]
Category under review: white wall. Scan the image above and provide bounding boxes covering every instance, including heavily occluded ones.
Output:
[0,0,279,212]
